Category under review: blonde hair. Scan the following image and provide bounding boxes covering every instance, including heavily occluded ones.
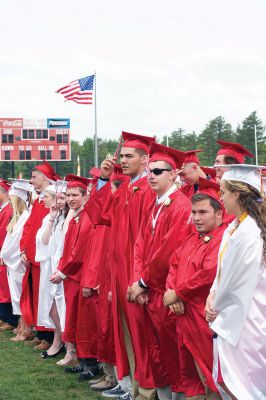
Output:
[7,195,28,233]
[224,180,266,258]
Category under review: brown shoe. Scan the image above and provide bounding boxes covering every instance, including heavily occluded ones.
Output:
[89,375,107,385]
[11,332,35,342]
[24,336,42,346]
[0,323,15,331]
[34,340,51,350]
[90,379,116,392]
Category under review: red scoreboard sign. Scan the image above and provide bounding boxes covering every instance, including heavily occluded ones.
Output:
[0,118,71,161]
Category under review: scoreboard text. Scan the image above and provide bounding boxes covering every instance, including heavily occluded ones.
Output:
[0,118,71,161]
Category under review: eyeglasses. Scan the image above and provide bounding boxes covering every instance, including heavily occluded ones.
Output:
[149,168,172,176]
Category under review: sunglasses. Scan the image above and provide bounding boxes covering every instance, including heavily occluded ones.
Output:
[149,168,172,176]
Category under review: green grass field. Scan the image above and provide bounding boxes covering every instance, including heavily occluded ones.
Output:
[0,330,103,400]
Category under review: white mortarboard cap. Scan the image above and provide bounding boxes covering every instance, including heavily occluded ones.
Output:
[221,164,265,194]
[44,185,56,194]
[55,180,67,194]
[8,179,34,203]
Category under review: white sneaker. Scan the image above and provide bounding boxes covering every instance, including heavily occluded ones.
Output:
[119,391,134,400]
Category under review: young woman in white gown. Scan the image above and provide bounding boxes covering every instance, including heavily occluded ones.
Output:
[1,179,34,341]
[36,184,69,358]
[205,165,266,400]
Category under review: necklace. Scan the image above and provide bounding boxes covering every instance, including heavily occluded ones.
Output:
[218,212,248,283]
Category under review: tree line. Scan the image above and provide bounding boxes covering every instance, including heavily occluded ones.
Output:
[1,111,265,179]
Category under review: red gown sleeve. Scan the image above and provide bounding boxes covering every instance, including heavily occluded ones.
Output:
[57,211,92,281]
[84,182,112,226]
[175,237,222,304]
[142,209,191,292]
[166,248,182,290]
[82,225,107,288]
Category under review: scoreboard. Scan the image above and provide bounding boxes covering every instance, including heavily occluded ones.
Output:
[0,118,71,161]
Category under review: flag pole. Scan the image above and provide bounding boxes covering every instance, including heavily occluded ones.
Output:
[94,71,98,167]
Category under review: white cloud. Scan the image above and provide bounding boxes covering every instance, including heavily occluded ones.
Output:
[0,0,266,144]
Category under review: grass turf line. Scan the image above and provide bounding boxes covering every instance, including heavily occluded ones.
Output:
[0,330,103,400]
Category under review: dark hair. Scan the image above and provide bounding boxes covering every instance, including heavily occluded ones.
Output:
[224,156,240,165]
[192,193,222,212]
[134,148,147,157]
[112,180,123,189]
[32,168,45,176]
[224,180,266,258]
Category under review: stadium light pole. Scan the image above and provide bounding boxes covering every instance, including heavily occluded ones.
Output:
[254,124,258,165]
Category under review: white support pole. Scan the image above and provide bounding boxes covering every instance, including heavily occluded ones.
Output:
[94,72,98,167]
[254,124,258,165]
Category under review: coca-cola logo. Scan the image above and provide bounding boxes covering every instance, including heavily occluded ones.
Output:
[0,119,23,127]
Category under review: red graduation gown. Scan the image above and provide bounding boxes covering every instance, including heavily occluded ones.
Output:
[85,177,163,387]
[93,225,116,364]
[77,223,115,363]
[57,209,92,343]
[133,190,192,391]
[20,199,49,328]
[181,183,197,200]
[0,203,12,303]
[75,184,109,359]
[75,220,99,359]
[169,225,226,397]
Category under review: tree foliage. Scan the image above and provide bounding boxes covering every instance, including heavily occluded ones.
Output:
[1,111,265,179]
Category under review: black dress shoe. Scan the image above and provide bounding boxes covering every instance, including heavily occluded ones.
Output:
[65,364,84,374]
[41,344,65,359]
[78,366,101,381]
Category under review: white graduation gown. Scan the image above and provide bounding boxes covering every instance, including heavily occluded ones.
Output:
[35,213,66,331]
[1,210,30,315]
[210,216,266,400]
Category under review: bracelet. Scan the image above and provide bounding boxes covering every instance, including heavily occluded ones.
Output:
[138,280,148,289]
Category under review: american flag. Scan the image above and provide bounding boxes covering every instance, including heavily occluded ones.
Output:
[56,75,94,104]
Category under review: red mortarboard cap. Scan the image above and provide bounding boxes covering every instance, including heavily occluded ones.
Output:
[0,179,11,192]
[89,167,101,178]
[198,177,222,204]
[65,174,91,190]
[184,149,203,165]
[35,162,61,181]
[201,166,216,179]
[122,131,155,154]
[217,140,254,164]
[149,143,186,169]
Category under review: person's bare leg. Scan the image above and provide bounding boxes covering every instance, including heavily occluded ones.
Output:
[12,317,33,341]
[47,301,63,355]
[56,341,77,365]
